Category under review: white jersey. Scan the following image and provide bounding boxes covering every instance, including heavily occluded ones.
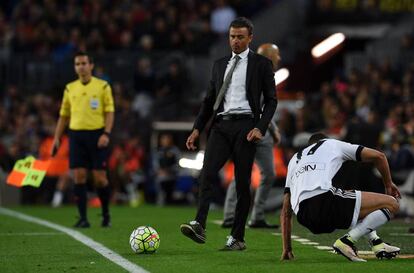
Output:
[285,139,363,214]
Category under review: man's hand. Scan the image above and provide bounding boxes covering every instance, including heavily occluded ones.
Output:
[247,128,263,142]
[98,134,110,148]
[386,182,401,199]
[186,129,200,150]
[51,138,60,156]
[280,250,294,261]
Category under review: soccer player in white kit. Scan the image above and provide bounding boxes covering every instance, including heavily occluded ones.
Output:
[280,133,401,262]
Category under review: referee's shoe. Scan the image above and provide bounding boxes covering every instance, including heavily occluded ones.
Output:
[333,235,366,262]
[74,218,90,228]
[180,221,206,244]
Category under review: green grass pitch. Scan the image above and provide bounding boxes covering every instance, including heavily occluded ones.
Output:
[0,205,413,273]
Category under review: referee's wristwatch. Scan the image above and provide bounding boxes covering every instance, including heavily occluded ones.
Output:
[103,131,111,137]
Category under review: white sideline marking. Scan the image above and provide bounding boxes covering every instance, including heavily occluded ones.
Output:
[272,232,334,253]
[302,242,319,245]
[216,222,334,253]
[294,238,310,242]
[0,207,149,273]
[390,233,414,237]
[315,246,332,250]
[0,232,63,236]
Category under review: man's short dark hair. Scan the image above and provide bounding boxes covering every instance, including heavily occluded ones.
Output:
[74,51,94,64]
[308,132,328,145]
[229,17,253,35]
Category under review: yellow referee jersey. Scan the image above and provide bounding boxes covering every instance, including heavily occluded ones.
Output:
[59,76,115,130]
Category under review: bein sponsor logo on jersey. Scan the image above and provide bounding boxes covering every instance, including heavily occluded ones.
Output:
[294,162,326,178]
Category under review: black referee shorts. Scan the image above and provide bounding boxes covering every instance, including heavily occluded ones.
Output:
[297,188,360,234]
[69,129,109,170]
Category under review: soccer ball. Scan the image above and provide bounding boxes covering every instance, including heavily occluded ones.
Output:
[129,226,160,254]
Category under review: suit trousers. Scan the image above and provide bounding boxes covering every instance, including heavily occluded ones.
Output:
[195,117,256,241]
[223,132,275,222]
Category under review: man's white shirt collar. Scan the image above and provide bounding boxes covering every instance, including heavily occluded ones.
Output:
[231,48,249,60]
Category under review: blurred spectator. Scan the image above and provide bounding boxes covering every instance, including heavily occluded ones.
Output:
[133,57,155,94]
[109,135,146,207]
[0,142,22,173]
[3,0,245,55]
[139,34,154,53]
[154,60,187,120]
[111,82,140,141]
[94,65,111,83]
[211,0,236,35]
[153,133,180,205]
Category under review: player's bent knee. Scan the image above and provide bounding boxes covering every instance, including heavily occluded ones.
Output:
[388,197,399,214]
[382,196,399,215]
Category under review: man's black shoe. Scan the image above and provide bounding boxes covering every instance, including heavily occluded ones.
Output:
[74,219,90,228]
[220,236,246,251]
[248,220,279,229]
[180,221,206,244]
[221,218,234,228]
[101,216,111,228]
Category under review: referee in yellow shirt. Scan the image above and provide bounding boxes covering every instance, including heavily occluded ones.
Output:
[52,51,115,228]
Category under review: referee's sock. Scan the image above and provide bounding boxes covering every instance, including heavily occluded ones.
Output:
[74,184,88,220]
[347,208,391,241]
[97,185,111,218]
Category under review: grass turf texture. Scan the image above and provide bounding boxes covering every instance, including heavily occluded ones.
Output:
[1,205,413,273]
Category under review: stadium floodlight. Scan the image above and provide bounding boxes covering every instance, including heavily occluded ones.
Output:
[311,33,345,59]
[179,151,204,170]
[275,68,289,87]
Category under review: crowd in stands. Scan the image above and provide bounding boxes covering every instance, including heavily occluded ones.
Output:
[0,0,276,57]
[0,0,276,120]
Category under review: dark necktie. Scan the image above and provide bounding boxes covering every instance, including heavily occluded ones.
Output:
[213,55,241,111]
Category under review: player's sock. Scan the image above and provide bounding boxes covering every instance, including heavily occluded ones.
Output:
[348,209,391,241]
[74,184,87,220]
[97,185,111,218]
[366,230,380,241]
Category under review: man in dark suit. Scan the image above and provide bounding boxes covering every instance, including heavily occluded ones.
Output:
[180,17,277,251]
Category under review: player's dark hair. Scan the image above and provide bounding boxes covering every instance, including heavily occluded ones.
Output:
[308,132,328,145]
[74,51,94,64]
[229,17,253,35]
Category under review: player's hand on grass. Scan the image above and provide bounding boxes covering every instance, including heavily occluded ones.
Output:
[386,182,401,199]
[281,250,294,261]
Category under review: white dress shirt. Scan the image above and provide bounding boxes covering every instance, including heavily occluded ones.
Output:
[220,47,252,115]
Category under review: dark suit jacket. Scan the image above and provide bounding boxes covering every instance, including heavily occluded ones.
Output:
[193,50,277,135]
